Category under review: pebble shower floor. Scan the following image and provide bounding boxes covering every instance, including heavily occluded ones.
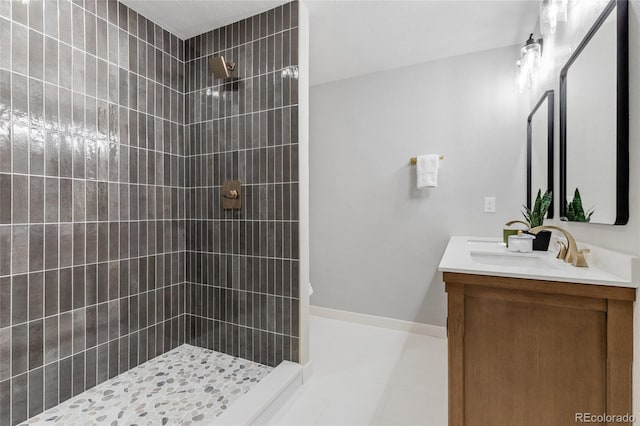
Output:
[21,345,273,425]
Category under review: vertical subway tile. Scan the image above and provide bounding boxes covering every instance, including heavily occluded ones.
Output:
[44,362,58,410]
[59,0,72,44]
[0,19,10,72]
[44,270,58,317]
[73,308,85,354]
[73,266,85,310]
[28,367,44,418]
[28,319,43,369]
[72,3,84,50]
[12,22,28,75]
[0,277,9,327]
[0,379,8,425]
[29,225,44,272]
[12,174,28,223]
[11,275,28,324]
[44,315,58,365]
[28,272,43,321]
[0,174,10,224]
[58,355,72,403]
[11,323,27,376]
[58,270,72,316]
[44,0,58,38]
[60,178,73,222]
[0,327,9,380]
[28,28,44,81]
[30,177,44,223]
[12,226,28,274]
[12,372,28,424]
[0,121,10,171]
[59,311,72,358]
[45,178,59,223]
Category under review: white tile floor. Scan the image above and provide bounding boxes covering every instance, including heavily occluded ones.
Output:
[268,315,448,426]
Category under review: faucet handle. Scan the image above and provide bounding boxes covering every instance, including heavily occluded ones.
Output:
[574,249,590,268]
[556,241,567,259]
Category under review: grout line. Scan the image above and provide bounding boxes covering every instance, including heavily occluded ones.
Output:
[0,250,187,279]
[0,173,187,191]
[184,104,299,128]
[184,25,299,64]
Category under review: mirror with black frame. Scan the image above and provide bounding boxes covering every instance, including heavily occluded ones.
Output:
[559,0,629,225]
[527,90,554,218]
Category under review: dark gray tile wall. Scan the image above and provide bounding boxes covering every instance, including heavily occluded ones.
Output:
[0,0,301,422]
[0,0,186,424]
[184,2,300,367]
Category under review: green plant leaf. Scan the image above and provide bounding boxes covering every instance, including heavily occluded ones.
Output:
[524,189,552,228]
[566,188,595,222]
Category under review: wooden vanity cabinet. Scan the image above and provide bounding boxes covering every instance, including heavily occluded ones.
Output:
[444,272,635,426]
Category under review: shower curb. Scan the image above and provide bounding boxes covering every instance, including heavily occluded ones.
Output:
[212,361,303,425]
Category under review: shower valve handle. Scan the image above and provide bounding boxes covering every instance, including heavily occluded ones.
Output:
[223,190,239,199]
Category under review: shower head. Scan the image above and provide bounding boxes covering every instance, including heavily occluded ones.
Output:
[209,56,236,79]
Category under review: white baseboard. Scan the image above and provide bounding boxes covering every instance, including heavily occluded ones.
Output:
[310,306,447,339]
[302,360,314,383]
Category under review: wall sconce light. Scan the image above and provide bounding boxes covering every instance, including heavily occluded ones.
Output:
[516,34,543,93]
[540,0,568,35]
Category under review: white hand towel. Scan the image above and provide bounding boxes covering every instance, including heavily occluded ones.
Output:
[416,154,440,188]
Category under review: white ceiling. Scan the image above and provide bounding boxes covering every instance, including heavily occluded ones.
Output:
[306,0,539,86]
[120,0,290,39]
[120,0,540,86]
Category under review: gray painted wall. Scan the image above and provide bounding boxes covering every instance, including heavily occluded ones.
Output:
[309,45,527,326]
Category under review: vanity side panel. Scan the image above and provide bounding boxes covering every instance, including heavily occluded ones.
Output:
[607,299,634,424]
[445,282,465,426]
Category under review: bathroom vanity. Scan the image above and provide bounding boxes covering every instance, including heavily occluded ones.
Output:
[440,237,637,426]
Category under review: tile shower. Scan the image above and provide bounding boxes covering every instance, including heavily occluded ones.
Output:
[0,0,301,424]
[184,2,300,366]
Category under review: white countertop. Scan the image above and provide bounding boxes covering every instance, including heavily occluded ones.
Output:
[438,236,639,288]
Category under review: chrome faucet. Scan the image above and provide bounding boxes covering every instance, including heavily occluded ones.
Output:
[528,225,590,267]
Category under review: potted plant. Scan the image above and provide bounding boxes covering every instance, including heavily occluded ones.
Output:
[523,189,553,251]
[565,188,594,222]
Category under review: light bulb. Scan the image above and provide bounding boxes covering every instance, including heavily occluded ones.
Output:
[540,0,568,35]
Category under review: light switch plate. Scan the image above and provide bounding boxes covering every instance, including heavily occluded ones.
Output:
[484,196,496,213]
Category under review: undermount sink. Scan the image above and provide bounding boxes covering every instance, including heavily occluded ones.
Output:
[466,239,504,246]
[470,251,560,270]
